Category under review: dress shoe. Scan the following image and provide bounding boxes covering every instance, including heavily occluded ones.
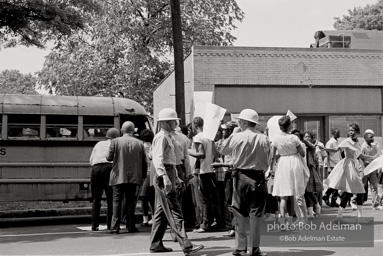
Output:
[183,244,204,255]
[250,247,267,256]
[106,229,119,234]
[150,246,173,253]
[223,230,235,237]
[232,248,247,255]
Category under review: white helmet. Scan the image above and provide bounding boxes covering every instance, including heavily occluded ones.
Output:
[237,109,259,124]
[157,108,180,121]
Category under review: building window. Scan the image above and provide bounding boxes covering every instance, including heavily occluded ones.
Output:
[329,116,382,145]
[8,114,40,138]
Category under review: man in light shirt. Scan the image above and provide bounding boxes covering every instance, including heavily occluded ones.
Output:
[361,129,383,210]
[149,108,203,255]
[220,109,270,256]
[322,128,342,208]
[189,116,224,232]
[89,128,120,231]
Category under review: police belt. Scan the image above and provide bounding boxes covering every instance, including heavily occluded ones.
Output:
[232,168,265,180]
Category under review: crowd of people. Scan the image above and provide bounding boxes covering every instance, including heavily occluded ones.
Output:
[88,107,383,256]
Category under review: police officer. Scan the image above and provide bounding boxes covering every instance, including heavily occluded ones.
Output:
[149,108,203,255]
[220,109,270,256]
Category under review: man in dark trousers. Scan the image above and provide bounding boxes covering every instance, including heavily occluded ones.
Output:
[107,121,147,234]
[149,108,203,255]
[220,109,270,256]
[89,127,120,231]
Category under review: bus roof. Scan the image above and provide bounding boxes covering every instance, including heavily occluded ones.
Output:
[0,94,149,116]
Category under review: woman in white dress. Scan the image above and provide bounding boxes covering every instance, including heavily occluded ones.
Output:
[271,116,308,222]
[321,123,372,220]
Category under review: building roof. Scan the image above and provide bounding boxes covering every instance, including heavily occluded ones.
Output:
[315,30,383,50]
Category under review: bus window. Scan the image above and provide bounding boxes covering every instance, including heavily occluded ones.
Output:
[120,114,150,140]
[46,115,78,139]
[8,114,40,138]
[83,116,114,139]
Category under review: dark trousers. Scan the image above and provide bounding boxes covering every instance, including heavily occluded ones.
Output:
[215,180,227,228]
[324,187,339,203]
[232,170,267,251]
[225,175,235,228]
[199,173,217,230]
[150,166,192,250]
[111,183,138,231]
[91,163,113,229]
[340,192,363,208]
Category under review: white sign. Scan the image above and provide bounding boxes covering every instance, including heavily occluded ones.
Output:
[267,116,284,143]
[193,91,213,119]
[203,103,226,141]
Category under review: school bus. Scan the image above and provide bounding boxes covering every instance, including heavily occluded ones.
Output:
[0,94,151,201]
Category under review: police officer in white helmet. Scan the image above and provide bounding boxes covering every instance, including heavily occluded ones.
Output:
[149,108,203,255]
[219,109,270,256]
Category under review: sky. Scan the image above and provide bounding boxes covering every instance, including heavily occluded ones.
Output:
[0,0,378,74]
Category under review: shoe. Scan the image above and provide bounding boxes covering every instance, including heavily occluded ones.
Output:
[373,205,383,210]
[350,202,357,210]
[232,249,247,255]
[91,226,99,231]
[128,227,139,233]
[141,222,150,227]
[106,229,119,234]
[193,228,207,233]
[223,230,235,237]
[148,219,153,225]
[150,246,173,253]
[183,244,204,255]
[315,205,321,217]
[250,247,267,256]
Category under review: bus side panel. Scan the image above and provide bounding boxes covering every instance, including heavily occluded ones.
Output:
[0,145,94,201]
[0,182,91,201]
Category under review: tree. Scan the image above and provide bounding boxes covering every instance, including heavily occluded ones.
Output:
[0,70,38,94]
[37,0,244,112]
[0,0,101,48]
[334,0,383,30]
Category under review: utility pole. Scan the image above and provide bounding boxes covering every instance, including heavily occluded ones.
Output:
[170,0,185,124]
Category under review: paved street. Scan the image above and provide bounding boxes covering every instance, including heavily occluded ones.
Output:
[1,201,383,256]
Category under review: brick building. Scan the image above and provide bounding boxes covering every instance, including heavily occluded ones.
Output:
[153,30,383,143]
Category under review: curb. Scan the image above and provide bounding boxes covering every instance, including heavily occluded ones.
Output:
[0,208,144,228]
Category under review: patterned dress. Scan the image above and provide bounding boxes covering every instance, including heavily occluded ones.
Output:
[305,144,324,193]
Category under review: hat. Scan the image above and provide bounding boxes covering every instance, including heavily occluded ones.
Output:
[237,109,259,124]
[157,108,180,121]
[121,121,135,133]
[364,129,374,135]
[106,128,120,139]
